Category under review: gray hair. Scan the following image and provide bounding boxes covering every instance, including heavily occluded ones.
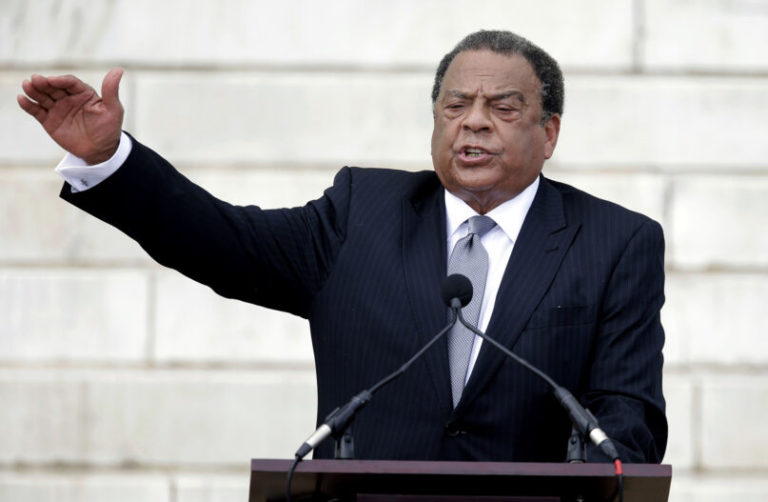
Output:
[431,30,564,124]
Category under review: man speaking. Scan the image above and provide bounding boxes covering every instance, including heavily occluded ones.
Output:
[18,30,667,463]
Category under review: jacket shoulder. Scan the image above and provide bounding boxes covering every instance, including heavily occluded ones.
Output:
[330,167,442,209]
[543,176,661,230]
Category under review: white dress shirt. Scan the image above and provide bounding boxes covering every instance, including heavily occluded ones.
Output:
[56,132,133,192]
[443,177,539,383]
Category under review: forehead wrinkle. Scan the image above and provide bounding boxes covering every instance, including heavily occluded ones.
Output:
[446,89,526,102]
[489,90,526,102]
[448,90,473,99]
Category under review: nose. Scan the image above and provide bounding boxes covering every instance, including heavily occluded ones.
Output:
[462,101,492,133]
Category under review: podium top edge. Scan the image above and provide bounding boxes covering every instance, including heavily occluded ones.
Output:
[251,459,672,478]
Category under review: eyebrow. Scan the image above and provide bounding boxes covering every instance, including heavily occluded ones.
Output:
[448,90,526,102]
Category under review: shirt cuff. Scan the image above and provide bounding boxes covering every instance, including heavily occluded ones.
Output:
[55,132,133,193]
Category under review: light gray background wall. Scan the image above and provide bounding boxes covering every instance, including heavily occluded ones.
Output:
[2,1,768,501]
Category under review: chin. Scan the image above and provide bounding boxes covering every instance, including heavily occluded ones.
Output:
[454,173,501,192]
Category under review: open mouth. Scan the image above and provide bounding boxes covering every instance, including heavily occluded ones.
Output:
[464,147,488,158]
[458,146,494,163]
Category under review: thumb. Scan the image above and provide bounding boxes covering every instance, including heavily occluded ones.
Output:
[101,67,124,109]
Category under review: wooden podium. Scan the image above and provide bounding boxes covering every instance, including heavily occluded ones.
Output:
[249,459,671,502]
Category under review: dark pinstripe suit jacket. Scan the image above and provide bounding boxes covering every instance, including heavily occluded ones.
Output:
[62,137,667,463]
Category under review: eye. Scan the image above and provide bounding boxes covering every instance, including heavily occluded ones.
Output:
[493,104,524,119]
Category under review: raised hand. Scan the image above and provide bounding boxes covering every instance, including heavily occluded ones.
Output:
[18,68,125,165]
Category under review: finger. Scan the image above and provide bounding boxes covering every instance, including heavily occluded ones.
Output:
[47,73,96,97]
[29,74,70,101]
[21,79,55,109]
[101,68,124,109]
[17,94,48,124]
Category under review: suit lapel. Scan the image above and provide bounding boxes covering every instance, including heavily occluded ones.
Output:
[401,179,453,414]
[454,176,581,414]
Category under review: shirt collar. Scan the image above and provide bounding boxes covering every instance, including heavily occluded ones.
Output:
[444,175,540,243]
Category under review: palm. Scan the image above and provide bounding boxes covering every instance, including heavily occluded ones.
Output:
[18,69,124,164]
[45,91,120,159]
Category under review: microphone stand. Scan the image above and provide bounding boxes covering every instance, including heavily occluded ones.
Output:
[286,306,461,502]
[566,425,587,463]
[454,308,619,461]
[292,274,472,464]
[454,308,624,502]
[322,306,460,460]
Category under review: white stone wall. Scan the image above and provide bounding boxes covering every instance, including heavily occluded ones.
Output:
[1,1,766,500]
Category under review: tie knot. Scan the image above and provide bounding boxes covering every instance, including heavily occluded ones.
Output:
[467,215,496,237]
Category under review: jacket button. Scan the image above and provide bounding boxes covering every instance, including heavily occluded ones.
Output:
[445,422,466,437]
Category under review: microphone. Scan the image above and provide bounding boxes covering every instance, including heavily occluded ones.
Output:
[293,274,471,460]
[452,274,620,462]
[441,273,473,309]
[294,389,372,459]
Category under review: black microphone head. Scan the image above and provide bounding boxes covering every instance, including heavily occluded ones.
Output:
[441,274,473,308]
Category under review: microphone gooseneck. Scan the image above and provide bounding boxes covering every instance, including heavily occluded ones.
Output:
[451,275,620,463]
[292,275,470,462]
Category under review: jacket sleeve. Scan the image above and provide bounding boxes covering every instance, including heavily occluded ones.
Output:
[60,135,351,318]
[583,218,668,463]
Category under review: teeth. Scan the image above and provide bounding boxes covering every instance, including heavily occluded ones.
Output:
[465,148,486,157]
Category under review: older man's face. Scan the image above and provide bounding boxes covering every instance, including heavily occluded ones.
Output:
[431,50,560,214]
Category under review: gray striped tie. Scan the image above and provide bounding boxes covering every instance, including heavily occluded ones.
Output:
[447,215,497,407]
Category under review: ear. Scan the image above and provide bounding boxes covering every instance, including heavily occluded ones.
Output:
[542,114,561,159]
